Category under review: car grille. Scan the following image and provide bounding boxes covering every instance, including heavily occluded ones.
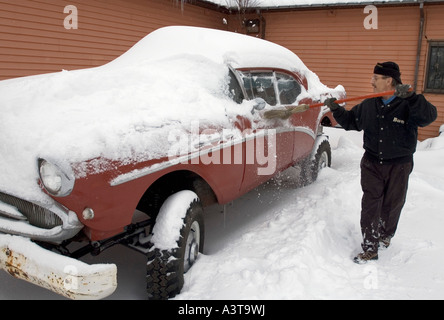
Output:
[0,192,63,229]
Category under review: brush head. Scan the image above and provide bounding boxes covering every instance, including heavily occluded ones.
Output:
[263,104,309,120]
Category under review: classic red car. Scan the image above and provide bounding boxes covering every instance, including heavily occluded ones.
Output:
[0,26,345,299]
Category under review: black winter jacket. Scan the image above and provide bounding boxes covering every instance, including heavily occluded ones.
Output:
[332,93,437,164]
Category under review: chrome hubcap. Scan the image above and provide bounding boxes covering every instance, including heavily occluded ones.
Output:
[184,221,200,272]
[318,151,328,170]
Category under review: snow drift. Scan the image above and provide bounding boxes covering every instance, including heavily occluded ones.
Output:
[1,127,443,300]
[0,26,342,203]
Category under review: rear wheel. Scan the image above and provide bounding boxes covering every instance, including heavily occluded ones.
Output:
[146,191,204,300]
[300,139,331,185]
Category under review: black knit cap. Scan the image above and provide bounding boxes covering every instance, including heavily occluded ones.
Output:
[374,61,402,84]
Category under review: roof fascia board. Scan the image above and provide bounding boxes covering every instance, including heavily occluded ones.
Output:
[195,0,444,13]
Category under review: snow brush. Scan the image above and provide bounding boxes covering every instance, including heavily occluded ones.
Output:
[263,88,412,120]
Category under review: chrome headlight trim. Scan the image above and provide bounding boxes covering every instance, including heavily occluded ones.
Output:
[38,158,75,197]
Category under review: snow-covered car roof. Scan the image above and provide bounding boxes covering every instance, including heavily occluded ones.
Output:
[111,26,308,72]
[0,26,342,202]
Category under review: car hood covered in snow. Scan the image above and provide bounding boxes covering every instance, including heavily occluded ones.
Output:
[0,26,344,202]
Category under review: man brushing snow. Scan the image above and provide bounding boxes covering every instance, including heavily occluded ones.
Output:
[324,62,437,264]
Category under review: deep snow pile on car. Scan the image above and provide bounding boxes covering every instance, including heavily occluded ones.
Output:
[0,26,344,299]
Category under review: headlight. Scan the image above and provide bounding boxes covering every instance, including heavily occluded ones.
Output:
[38,158,75,197]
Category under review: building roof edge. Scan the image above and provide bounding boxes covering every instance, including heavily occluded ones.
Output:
[196,0,444,12]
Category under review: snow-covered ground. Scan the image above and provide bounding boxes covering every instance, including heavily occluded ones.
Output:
[1,126,443,300]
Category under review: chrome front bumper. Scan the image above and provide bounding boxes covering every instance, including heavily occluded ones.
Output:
[0,234,117,299]
[0,191,83,243]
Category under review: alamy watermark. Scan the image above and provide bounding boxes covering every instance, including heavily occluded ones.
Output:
[63,4,378,31]
[64,5,78,30]
[167,121,277,176]
[63,265,79,290]
[363,265,379,290]
[63,4,378,30]
[363,5,378,30]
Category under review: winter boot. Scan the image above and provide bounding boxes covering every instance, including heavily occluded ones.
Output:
[379,236,391,249]
[353,251,378,264]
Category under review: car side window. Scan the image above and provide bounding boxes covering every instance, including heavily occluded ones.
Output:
[228,69,245,104]
[241,72,277,106]
[276,72,301,105]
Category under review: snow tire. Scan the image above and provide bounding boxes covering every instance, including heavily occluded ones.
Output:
[146,195,204,300]
[300,139,331,186]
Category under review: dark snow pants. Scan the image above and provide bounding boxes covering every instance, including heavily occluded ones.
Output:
[359,155,413,253]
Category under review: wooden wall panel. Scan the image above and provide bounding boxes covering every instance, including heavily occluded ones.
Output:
[0,0,228,80]
[0,1,442,140]
[262,7,419,94]
[420,4,444,140]
[255,5,442,140]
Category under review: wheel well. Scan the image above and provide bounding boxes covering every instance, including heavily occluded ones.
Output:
[136,170,217,218]
[321,116,332,127]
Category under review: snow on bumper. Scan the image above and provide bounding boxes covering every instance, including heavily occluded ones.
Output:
[0,234,117,300]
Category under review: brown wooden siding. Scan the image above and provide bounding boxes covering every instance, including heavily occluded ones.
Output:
[0,1,442,140]
[420,4,444,139]
[243,4,443,141]
[0,0,227,80]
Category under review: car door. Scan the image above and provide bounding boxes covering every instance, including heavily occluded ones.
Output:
[236,69,296,194]
[275,71,318,164]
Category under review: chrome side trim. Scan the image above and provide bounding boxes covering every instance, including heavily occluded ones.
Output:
[110,126,315,186]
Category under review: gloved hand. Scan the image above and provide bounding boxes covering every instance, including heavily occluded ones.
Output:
[324,97,340,111]
[394,84,414,99]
